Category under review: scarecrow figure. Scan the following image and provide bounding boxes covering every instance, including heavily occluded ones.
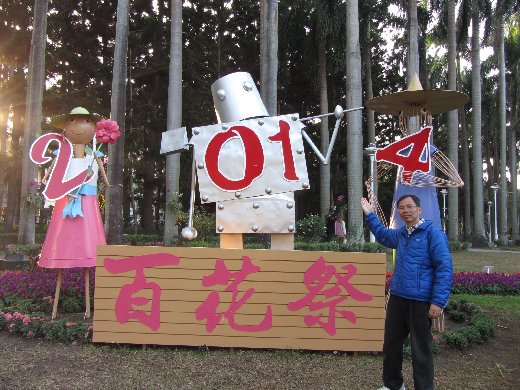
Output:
[161,72,361,250]
[30,107,120,319]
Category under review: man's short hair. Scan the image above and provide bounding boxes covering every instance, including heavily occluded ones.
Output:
[397,194,421,208]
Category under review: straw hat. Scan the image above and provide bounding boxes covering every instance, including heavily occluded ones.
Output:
[50,107,102,130]
[365,74,468,115]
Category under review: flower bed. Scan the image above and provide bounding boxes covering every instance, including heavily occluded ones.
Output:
[385,272,520,295]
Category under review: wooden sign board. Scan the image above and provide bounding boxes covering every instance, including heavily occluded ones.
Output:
[93,246,386,351]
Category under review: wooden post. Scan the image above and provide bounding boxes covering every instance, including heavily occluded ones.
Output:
[52,269,63,320]
[84,268,91,319]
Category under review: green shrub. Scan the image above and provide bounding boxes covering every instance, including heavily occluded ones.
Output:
[6,244,42,257]
[295,241,340,252]
[123,234,162,246]
[442,331,469,349]
[61,295,84,313]
[296,214,325,241]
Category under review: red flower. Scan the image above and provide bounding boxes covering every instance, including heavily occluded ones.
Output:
[95,119,120,144]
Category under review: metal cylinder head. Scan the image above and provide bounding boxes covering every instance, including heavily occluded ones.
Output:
[211,72,268,123]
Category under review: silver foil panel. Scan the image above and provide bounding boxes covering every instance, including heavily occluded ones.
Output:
[160,127,188,155]
[215,193,296,234]
[190,114,309,203]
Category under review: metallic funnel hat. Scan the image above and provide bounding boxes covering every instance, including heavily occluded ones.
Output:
[50,107,102,130]
[365,74,468,116]
[211,72,268,123]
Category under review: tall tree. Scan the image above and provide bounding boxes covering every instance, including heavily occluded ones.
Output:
[407,0,420,82]
[261,0,279,115]
[470,3,486,239]
[496,15,508,242]
[18,0,48,244]
[105,0,130,244]
[164,0,183,246]
[447,0,460,241]
[346,0,364,243]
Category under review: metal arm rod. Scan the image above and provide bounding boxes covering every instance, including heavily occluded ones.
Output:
[187,146,197,228]
[323,117,342,164]
[301,130,327,164]
[299,106,363,122]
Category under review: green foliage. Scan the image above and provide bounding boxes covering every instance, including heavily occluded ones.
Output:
[60,295,84,313]
[296,214,325,241]
[451,294,520,318]
[177,207,217,242]
[6,244,42,257]
[449,241,470,252]
[442,299,496,349]
[295,241,341,252]
[123,234,162,246]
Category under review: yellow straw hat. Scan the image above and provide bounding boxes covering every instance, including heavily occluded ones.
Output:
[365,74,468,116]
[50,107,102,130]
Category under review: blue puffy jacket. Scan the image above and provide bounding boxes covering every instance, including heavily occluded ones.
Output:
[366,212,453,308]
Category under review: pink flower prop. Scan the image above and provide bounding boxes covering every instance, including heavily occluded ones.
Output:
[95,119,121,145]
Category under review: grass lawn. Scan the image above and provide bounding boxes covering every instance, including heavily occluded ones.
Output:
[451,294,520,318]
[385,248,520,273]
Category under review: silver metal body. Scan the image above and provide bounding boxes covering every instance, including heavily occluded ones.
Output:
[211,72,269,123]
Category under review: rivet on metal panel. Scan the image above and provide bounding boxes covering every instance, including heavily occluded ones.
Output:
[296,148,303,154]
[288,225,295,232]
[193,129,200,135]
[217,225,224,232]
[216,88,226,101]
[197,163,204,169]
[291,115,298,121]
[302,182,309,189]
[218,204,224,210]
[286,201,294,209]
[202,195,208,202]
[258,119,264,126]
[222,125,229,130]
[251,225,259,232]
[235,191,241,198]
[243,81,253,91]
[253,202,260,209]
[265,187,272,194]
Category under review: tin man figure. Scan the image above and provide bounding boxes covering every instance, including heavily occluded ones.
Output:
[161,72,361,250]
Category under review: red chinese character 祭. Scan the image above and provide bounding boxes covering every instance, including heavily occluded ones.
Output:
[288,257,373,336]
[196,256,272,332]
[104,253,180,331]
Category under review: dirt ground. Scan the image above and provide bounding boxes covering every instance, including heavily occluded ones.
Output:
[0,308,518,390]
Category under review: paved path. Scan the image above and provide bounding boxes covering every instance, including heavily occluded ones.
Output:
[468,248,520,254]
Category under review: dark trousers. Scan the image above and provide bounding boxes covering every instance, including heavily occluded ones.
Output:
[383,295,434,390]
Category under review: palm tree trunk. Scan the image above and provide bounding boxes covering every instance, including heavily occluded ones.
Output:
[407,0,420,82]
[447,0,459,241]
[318,35,330,218]
[262,0,278,115]
[471,11,485,238]
[18,0,48,244]
[164,0,183,246]
[497,18,507,242]
[346,0,363,243]
[105,0,130,244]
[460,107,472,239]
[510,77,519,242]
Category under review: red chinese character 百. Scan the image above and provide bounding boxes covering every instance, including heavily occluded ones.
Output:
[288,257,373,336]
[104,253,181,331]
[196,256,272,332]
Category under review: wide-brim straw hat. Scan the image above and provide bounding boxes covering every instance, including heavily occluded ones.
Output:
[365,74,468,116]
[50,107,102,130]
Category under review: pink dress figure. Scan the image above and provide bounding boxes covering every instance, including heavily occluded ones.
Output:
[38,107,111,320]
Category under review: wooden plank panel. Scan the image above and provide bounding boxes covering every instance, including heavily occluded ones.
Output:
[93,320,383,339]
[93,246,386,351]
[93,310,384,328]
[93,332,383,351]
[93,299,386,317]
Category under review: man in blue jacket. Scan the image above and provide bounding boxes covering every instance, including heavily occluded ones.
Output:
[361,194,453,390]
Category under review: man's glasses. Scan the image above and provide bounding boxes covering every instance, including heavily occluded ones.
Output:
[398,205,417,212]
